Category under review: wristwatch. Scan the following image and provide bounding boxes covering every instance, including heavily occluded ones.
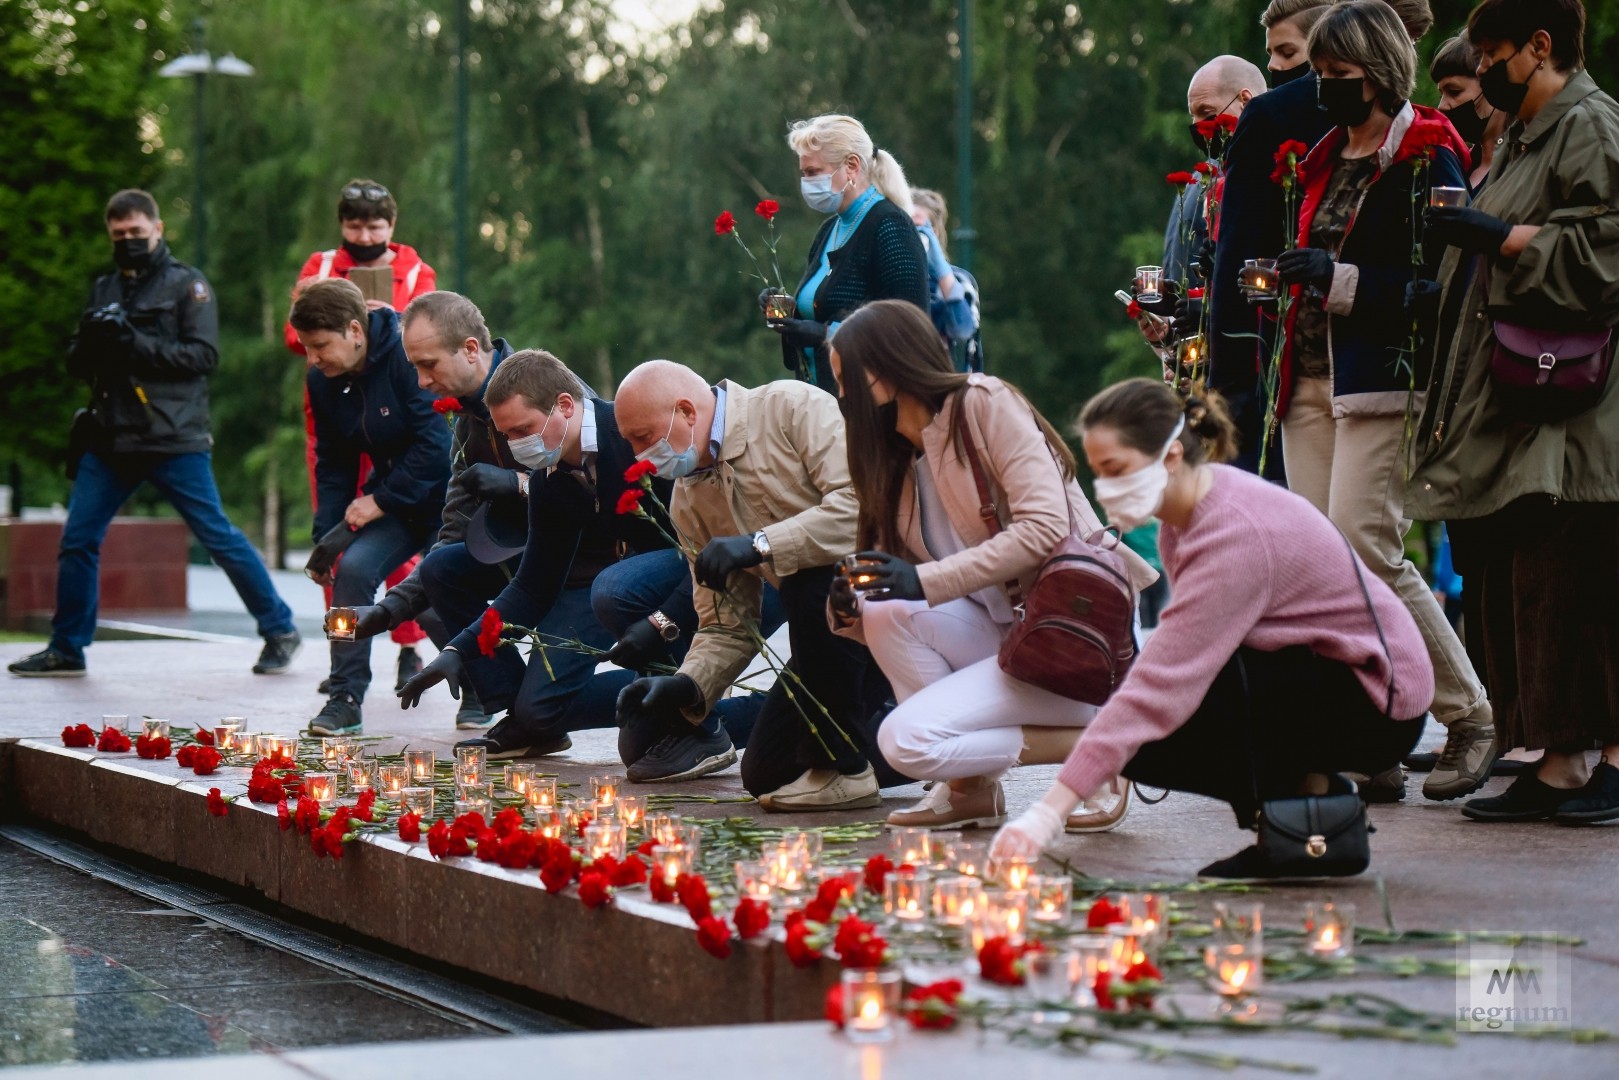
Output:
[647,610,680,642]
[515,471,531,499]
[751,530,773,563]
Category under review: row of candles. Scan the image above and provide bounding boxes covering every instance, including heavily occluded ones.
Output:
[98,714,299,760]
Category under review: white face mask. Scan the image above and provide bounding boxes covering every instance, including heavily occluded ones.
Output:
[800,167,850,214]
[1093,416,1185,531]
[506,405,568,470]
[635,405,699,479]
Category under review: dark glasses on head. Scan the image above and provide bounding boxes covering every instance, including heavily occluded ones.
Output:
[342,184,390,201]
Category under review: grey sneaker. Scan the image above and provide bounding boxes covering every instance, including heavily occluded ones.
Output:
[1424,714,1497,801]
[253,631,301,674]
[759,764,881,812]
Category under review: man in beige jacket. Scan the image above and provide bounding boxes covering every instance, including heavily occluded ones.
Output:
[611,360,895,810]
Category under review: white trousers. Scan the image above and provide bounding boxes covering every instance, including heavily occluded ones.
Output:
[866,597,1098,783]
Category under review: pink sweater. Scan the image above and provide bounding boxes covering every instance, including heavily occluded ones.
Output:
[1056,465,1433,799]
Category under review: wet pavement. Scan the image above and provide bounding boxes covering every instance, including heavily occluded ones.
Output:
[0,838,498,1067]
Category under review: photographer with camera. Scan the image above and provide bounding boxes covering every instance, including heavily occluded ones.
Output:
[10,190,301,680]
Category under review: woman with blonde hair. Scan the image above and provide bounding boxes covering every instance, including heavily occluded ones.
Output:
[765,114,929,394]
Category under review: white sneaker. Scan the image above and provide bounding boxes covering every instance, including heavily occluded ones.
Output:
[885,780,1006,829]
[759,765,881,812]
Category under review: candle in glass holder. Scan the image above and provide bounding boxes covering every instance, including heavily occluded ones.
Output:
[762,840,810,903]
[324,607,357,641]
[261,734,296,764]
[1212,900,1263,948]
[404,749,436,784]
[647,812,684,846]
[141,718,170,740]
[525,777,558,812]
[1134,264,1165,304]
[345,755,376,794]
[533,808,566,839]
[841,968,900,1044]
[734,858,775,903]
[562,797,594,836]
[453,762,484,793]
[677,823,704,861]
[1028,875,1073,924]
[401,787,434,816]
[584,820,627,863]
[590,773,622,811]
[102,714,129,734]
[1026,949,1078,1023]
[1207,942,1261,997]
[889,827,931,869]
[951,839,990,878]
[454,744,486,775]
[1176,333,1205,373]
[1429,185,1468,208]
[999,856,1036,892]
[305,771,339,805]
[1120,892,1167,948]
[981,888,1029,945]
[376,764,409,797]
[455,795,491,819]
[320,737,350,766]
[780,829,822,867]
[651,842,692,887]
[1108,925,1145,971]
[883,867,932,930]
[616,794,646,830]
[503,763,536,795]
[1070,937,1112,1009]
[839,553,883,589]
[1305,901,1354,958]
[932,875,984,926]
[213,721,242,752]
[1239,258,1280,298]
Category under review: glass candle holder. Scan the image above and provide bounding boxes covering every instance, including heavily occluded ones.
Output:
[1305,901,1354,958]
[404,749,437,785]
[647,812,684,846]
[460,780,494,803]
[1108,925,1146,971]
[324,607,358,641]
[1429,185,1468,208]
[883,867,932,930]
[780,829,822,866]
[1212,900,1263,949]
[453,762,484,793]
[583,820,628,863]
[376,764,410,798]
[455,795,492,819]
[533,808,566,840]
[141,718,170,740]
[651,842,693,886]
[734,858,775,903]
[213,721,243,752]
[1070,937,1112,1009]
[933,875,985,927]
[320,737,348,766]
[677,824,705,861]
[562,797,594,837]
[454,744,486,776]
[888,827,932,869]
[525,777,558,812]
[1206,942,1261,997]
[304,771,339,805]
[616,794,647,831]
[503,763,537,795]
[261,734,296,764]
[345,756,376,794]
[762,291,796,321]
[1120,892,1168,949]
[590,773,622,812]
[762,840,810,902]
[1239,258,1280,299]
[839,553,883,590]
[1176,333,1206,374]
[101,715,130,734]
[401,787,434,816]
[999,856,1036,892]
[1134,264,1165,304]
[927,832,963,873]
[950,839,990,879]
[841,968,901,1044]
[981,888,1029,946]
[1026,949,1078,1022]
[1028,875,1073,925]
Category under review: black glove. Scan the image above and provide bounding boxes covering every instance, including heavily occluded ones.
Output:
[345,605,394,641]
[1194,238,1216,284]
[304,521,359,585]
[850,550,925,602]
[694,534,764,590]
[460,462,522,501]
[1276,247,1336,294]
[766,317,827,349]
[829,572,860,621]
[605,616,670,672]
[1404,279,1444,323]
[397,648,466,709]
[80,303,133,349]
[1424,206,1512,256]
[615,673,702,725]
[1172,295,1204,342]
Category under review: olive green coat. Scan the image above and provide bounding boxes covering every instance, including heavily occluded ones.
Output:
[1409,71,1619,520]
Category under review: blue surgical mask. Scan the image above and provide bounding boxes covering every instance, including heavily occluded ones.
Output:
[801,172,846,214]
[506,405,568,470]
[636,406,699,479]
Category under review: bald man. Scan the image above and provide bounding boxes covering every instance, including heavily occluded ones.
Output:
[1163,55,1268,285]
[611,361,895,810]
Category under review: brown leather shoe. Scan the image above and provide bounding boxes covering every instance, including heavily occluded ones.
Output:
[1064,780,1131,833]
[885,780,1006,829]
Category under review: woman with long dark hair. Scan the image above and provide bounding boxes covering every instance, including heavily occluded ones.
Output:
[828,300,1155,832]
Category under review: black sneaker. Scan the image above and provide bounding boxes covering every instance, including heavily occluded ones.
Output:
[1460,771,1578,822]
[1553,761,1619,825]
[253,631,301,674]
[394,646,422,694]
[308,692,363,736]
[455,730,572,762]
[8,648,86,678]
[626,728,737,783]
[1346,765,1405,803]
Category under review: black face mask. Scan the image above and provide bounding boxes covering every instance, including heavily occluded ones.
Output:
[1318,76,1376,127]
[1189,95,1242,157]
[342,239,390,263]
[1441,98,1492,149]
[112,237,156,273]
[876,399,899,429]
[1270,62,1310,89]
[1480,49,1531,116]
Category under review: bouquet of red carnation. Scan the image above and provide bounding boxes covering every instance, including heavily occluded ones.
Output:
[715,201,791,317]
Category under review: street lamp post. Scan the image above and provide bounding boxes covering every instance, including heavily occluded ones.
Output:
[159,18,254,275]
[954,0,976,275]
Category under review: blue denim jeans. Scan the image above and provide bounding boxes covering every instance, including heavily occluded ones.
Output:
[464,585,622,737]
[329,515,433,701]
[50,451,294,662]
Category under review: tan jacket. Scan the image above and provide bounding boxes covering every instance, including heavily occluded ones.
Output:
[672,378,858,718]
[836,375,1157,642]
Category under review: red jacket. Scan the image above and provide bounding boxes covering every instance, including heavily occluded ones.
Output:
[282,242,436,354]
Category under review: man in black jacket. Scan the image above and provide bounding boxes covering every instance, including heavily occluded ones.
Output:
[332,291,524,730]
[398,349,774,769]
[293,278,449,734]
[10,190,300,679]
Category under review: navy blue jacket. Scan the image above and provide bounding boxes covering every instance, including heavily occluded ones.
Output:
[306,308,450,541]
[1208,74,1335,395]
[448,398,678,653]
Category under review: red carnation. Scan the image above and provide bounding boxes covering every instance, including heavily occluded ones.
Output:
[978,936,1042,987]
[135,734,172,759]
[353,789,378,822]
[541,847,578,893]
[492,806,525,837]
[206,788,229,817]
[190,746,221,776]
[176,744,198,768]
[1166,170,1197,187]
[432,397,463,415]
[249,772,285,804]
[649,871,677,903]
[825,983,845,1028]
[783,911,825,967]
[97,728,131,753]
[862,854,894,896]
[615,488,645,516]
[1126,299,1143,320]
[905,979,964,1030]
[398,811,422,842]
[1094,968,1118,1011]
[677,873,714,922]
[1086,896,1127,929]
[713,210,736,236]
[1120,957,1164,1009]
[496,831,538,869]
[193,728,215,746]
[805,873,855,924]
[1194,161,1213,175]
[1188,287,1205,299]
[695,915,733,959]
[276,798,292,831]
[733,897,771,939]
[610,854,648,888]
[578,872,615,909]
[1194,117,1220,139]
[755,199,780,221]
[1216,113,1239,133]
[428,818,472,859]
[62,724,96,748]
[623,459,657,484]
[294,796,322,835]
[833,914,891,970]
[476,607,504,658]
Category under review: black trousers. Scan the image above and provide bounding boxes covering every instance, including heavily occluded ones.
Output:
[1122,646,1423,828]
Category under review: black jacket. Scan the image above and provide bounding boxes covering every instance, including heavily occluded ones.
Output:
[448,398,677,653]
[785,197,929,394]
[1208,74,1335,395]
[306,308,450,541]
[66,241,220,455]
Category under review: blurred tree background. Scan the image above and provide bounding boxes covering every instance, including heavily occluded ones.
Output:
[4,0,1615,564]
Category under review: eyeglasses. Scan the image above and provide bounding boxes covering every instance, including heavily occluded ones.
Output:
[341,184,391,201]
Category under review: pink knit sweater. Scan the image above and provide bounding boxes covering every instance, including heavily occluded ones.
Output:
[1056,465,1434,799]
